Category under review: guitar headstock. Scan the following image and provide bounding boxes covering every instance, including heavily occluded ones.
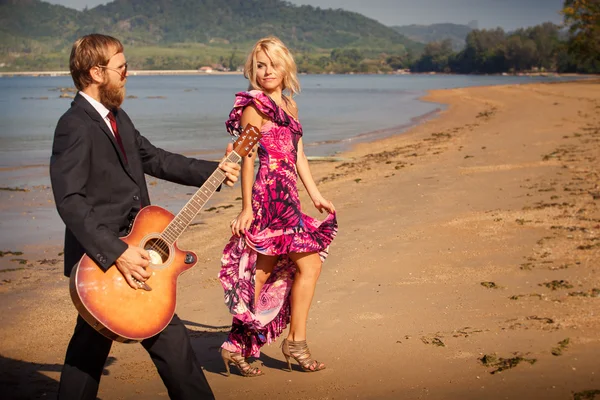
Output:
[233,124,262,157]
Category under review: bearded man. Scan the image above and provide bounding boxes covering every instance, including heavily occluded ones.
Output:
[50,34,240,400]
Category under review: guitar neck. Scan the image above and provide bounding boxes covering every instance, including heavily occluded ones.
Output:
[160,151,242,245]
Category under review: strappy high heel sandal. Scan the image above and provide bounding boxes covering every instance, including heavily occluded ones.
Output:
[220,348,264,377]
[281,338,326,372]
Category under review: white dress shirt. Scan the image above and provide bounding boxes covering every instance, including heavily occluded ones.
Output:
[79,91,116,137]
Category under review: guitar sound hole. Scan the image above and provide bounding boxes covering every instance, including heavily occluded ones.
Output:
[144,238,170,265]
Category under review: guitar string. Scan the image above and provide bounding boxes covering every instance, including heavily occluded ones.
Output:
[144,172,223,260]
[149,135,253,256]
[142,148,248,263]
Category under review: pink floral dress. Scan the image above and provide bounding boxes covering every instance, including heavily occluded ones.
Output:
[219,91,338,357]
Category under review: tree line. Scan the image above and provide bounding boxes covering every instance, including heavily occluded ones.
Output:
[409,23,597,74]
[298,1,599,75]
[409,23,575,74]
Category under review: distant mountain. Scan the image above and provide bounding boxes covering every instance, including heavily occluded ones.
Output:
[391,23,473,51]
[0,0,422,62]
[90,0,422,50]
[467,20,479,30]
[0,0,98,52]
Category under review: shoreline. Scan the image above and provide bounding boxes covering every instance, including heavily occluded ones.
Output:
[0,106,444,177]
[1,70,597,78]
[0,80,599,399]
[0,92,447,254]
[0,77,593,254]
[0,70,244,77]
[0,86,447,254]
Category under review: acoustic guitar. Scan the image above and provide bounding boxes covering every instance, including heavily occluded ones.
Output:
[70,124,261,343]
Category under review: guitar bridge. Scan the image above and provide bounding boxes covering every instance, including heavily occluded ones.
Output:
[133,277,152,291]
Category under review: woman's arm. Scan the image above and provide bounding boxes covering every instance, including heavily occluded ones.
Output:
[231,104,263,236]
[296,137,335,214]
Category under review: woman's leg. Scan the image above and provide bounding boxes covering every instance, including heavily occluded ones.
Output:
[219,254,278,377]
[281,251,325,371]
[222,253,278,353]
[254,254,278,309]
[286,252,322,341]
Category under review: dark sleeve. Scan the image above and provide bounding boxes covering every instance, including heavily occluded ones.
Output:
[135,129,220,187]
[50,116,128,270]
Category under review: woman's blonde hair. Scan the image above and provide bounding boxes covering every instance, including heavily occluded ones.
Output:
[244,36,300,97]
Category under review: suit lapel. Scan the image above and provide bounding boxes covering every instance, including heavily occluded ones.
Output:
[74,94,136,182]
[112,109,147,189]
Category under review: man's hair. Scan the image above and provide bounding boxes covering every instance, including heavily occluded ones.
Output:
[244,36,300,97]
[70,34,124,91]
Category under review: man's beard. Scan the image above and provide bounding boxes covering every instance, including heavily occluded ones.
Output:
[99,80,125,110]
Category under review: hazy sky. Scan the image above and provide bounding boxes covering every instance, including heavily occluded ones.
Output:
[45,0,565,30]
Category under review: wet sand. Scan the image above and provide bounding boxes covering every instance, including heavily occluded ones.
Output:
[0,80,599,399]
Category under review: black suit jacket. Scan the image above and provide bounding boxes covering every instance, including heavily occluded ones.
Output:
[50,93,219,277]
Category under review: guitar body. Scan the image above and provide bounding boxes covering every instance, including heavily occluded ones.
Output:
[70,205,197,343]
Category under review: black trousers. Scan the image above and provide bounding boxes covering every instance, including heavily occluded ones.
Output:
[57,314,214,400]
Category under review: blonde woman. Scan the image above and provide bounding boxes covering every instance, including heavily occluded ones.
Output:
[219,36,337,377]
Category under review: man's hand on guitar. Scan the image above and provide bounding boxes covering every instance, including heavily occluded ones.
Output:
[219,143,241,187]
[115,245,152,289]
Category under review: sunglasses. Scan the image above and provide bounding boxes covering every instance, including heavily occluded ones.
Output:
[98,62,128,78]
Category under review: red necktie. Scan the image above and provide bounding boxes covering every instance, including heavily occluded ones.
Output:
[107,111,127,163]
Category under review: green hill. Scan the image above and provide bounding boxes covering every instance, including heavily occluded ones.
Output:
[0,0,423,71]
[391,23,472,51]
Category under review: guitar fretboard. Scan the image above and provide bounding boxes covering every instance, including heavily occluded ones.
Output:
[160,151,242,245]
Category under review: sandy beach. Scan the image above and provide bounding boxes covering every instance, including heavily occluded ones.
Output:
[0,80,598,399]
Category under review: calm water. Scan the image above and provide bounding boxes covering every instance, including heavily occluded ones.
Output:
[0,73,575,187]
[0,73,577,252]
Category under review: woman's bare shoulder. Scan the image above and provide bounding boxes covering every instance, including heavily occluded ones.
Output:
[284,95,299,119]
[241,103,267,126]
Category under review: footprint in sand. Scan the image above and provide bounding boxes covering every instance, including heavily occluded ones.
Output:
[355,312,384,321]
[459,161,562,174]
